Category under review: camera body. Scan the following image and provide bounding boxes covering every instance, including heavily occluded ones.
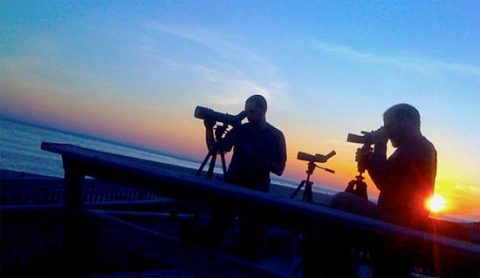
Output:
[194,106,246,127]
[347,132,374,145]
[347,128,386,145]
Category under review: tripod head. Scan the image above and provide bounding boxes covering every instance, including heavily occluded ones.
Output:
[213,123,229,141]
[356,144,371,174]
[345,136,372,199]
[304,161,336,175]
[196,123,231,179]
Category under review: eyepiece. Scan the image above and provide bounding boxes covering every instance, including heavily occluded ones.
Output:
[323,150,336,160]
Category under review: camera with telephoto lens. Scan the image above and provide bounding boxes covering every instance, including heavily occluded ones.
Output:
[194,106,246,127]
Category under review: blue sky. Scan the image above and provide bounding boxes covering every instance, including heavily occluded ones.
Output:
[1,0,479,220]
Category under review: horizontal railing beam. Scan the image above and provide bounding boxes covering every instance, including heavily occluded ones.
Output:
[40,142,480,259]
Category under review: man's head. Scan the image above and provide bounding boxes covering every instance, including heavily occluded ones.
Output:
[383,103,421,147]
[245,94,267,127]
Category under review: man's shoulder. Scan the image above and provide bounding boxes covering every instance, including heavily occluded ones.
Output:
[405,135,437,159]
[417,136,436,152]
[265,123,284,135]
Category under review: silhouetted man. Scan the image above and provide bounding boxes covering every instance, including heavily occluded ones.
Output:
[315,104,438,276]
[204,94,287,260]
[205,94,287,192]
[331,103,437,226]
[365,103,437,224]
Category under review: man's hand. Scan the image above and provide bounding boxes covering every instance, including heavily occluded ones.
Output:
[355,146,372,172]
[204,119,216,130]
[355,147,370,163]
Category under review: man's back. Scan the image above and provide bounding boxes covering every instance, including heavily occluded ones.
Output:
[376,135,437,222]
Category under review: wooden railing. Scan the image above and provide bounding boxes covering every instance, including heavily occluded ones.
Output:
[1,142,478,276]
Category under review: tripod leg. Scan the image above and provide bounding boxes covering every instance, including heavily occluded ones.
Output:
[206,151,217,179]
[290,181,305,199]
[345,180,355,194]
[196,151,213,176]
[219,152,227,177]
[304,181,313,203]
[355,181,368,199]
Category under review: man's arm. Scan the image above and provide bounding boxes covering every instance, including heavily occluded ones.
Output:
[271,132,287,176]
[367,142,390,191]
[357,127,390,191]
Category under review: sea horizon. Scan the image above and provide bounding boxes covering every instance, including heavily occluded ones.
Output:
[0,115,200,166]
[1,116,477,223]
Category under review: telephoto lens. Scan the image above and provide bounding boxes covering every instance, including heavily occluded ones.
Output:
[194,106,246,127]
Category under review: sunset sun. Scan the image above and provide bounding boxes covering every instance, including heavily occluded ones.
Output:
[427,193,447,213]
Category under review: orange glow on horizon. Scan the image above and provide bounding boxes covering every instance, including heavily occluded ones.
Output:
[430,178,480,221]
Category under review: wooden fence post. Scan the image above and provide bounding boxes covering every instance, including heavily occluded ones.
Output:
[62,156,85,272]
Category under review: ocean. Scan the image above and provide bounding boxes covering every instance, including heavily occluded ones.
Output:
[0,117,339,195]
[0,117,206,179]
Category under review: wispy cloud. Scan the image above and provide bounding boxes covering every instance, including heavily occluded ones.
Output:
[311,40,480,76]
[135,40,184,68]
[0,56,74,96]
[190,64,273,106]
[138,22,290,108]
[144,22,277,73]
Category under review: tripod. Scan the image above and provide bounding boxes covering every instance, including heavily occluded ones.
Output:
[196,124,228,179]
[290,161,335,203]
[345,144,370,199]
